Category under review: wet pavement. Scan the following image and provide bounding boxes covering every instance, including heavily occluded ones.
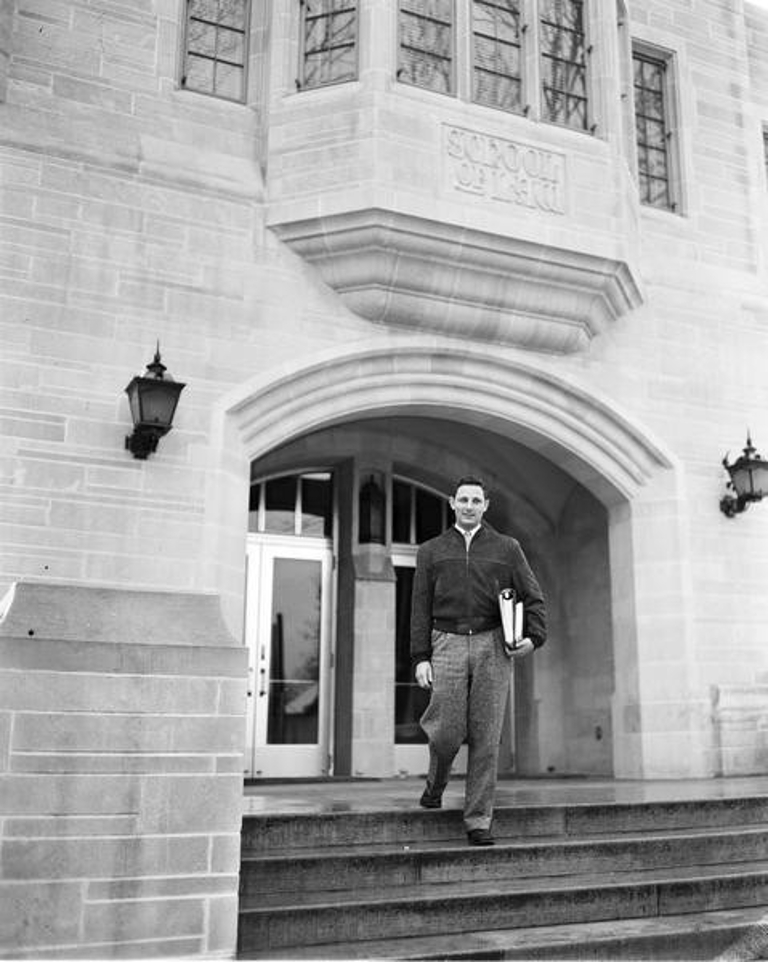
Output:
[242,774,768,816]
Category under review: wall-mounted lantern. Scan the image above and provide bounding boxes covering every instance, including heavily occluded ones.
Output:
[720,433,768,517]
[359,474,386,544]
[124,345,185,460]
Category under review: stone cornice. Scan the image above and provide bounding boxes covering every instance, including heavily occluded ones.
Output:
[270,209,644,353]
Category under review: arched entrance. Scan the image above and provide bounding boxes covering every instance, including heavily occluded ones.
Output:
[211,338,706,780]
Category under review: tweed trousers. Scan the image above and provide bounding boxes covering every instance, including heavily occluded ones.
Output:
[420,627,512,832]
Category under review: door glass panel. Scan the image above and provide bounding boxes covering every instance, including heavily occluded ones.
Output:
[267,558,322,744]
[395,566,428,743]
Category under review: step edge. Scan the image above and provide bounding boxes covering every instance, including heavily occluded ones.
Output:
[238,861,768,915]
[236,907,768,961]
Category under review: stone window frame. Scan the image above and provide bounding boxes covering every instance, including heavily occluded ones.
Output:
[298,0,360,90]
[631,41,682,214]
[180,0,252,103]
[396,0,595,133]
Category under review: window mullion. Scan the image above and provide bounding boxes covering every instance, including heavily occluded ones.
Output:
[258,482,266,533]
[523,0,539,119]
[458,0,471,102]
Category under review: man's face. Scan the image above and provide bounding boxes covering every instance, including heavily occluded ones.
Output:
[450,484,489,531]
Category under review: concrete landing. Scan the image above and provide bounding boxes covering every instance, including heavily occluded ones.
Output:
[243,774,768,816]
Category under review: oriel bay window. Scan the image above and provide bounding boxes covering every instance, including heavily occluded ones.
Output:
[397,0,592,132]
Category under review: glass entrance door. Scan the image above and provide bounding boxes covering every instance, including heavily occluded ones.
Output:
[244,536,334,777]
[393,553,467,776]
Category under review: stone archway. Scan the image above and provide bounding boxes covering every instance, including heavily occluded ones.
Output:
[210,336,707,779]
[222,337,670,504]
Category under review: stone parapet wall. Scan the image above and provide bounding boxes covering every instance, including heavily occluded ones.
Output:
[0,582,247,959]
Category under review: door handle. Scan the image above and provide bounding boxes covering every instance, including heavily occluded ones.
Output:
[259,667,266,697]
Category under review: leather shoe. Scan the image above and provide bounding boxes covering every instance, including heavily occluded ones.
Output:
[419,790,442,809]
[467,828,495,846]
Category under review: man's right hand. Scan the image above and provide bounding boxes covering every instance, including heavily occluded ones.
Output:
[415,660,433,689]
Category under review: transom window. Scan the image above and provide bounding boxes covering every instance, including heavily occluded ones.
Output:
[249,472,333,537]
[392,479,448,545]
[181,0,250,102]
[397,0,592,132]
[633,48,675,210]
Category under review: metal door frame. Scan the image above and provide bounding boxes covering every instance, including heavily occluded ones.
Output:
[244,533,335,778]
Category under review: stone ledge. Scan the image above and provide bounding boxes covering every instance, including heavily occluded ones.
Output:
[0,581,237,648]
[270,209,644,353]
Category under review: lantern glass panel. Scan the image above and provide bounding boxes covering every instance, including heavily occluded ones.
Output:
[730,466,752,498]
[127,379,143,424]
[752,461,768,498]
[138,380,180,426]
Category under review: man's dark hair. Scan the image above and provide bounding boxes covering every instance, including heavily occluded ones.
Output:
[453,476,489,498]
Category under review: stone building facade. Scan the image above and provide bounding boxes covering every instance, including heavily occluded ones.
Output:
[1,0,768,956]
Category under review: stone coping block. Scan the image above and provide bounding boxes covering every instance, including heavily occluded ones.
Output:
[0,581,237,648]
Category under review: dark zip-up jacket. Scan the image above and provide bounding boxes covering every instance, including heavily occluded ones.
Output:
[410,524,547,665]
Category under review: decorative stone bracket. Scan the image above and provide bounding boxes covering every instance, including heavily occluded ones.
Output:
[271,209,644,354]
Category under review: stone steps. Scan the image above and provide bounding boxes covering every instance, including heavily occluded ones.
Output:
[241,825,768,897]
[240,796,768,852]
[237,794,768,958]
[240,908,767,960]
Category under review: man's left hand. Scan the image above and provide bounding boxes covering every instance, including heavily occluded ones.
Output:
[506,638,534,658]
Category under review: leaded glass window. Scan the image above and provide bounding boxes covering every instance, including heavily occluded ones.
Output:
[471,0,523,113]
[182,0,250,102]
[540,0,588,130]
[398,0,454,94]
[300,0,358,89]
[633,52,672,209]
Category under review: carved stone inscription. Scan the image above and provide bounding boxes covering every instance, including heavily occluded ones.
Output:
[444,124,566,215]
